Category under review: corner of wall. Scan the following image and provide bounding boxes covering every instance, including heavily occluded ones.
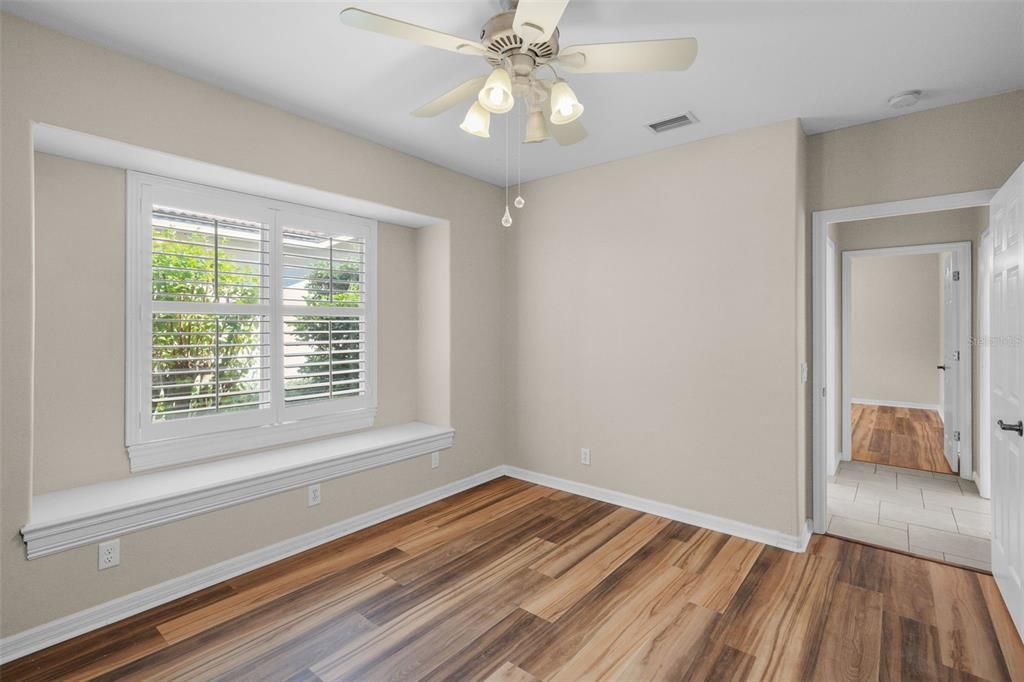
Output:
[795,120,811,528]
[414,222,452,427]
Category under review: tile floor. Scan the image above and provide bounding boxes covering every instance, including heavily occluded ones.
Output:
[827,459,992,571]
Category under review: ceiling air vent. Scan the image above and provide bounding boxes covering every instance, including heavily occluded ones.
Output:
[647,112,699,133]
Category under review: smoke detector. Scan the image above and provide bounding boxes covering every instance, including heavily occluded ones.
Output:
[887,90,922,109]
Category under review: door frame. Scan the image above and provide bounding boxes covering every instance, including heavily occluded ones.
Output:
[812,190,996,533]
[977,228,993,499]
[840,241,972,478]
[825,237,838,475]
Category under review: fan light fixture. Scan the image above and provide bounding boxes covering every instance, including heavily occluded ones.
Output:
[524,110,550,143]
[548,79,584,125]
[460,101,491,138]
[340,2,700,148]
[478,67,515,114]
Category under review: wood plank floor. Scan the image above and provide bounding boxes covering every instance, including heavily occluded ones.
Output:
[5,477,1021,681]
[852,403,955,474]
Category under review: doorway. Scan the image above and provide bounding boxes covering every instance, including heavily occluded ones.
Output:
[841,242,971,477]
[812,192,996,570]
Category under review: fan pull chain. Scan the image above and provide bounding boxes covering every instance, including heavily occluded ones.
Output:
[502,102,512,227]
[514,104,525,209]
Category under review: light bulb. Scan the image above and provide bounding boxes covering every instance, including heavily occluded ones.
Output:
[514,195,525,208]
[548,79,584,125]
[501,205,512,227]
[478,67,514,114]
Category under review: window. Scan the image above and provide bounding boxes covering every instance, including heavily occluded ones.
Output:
[126,173,377,469]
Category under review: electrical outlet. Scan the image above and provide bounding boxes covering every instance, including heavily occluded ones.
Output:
[98,539,120,570]
[800,362,808,384]
[307,483,321,507]
[580,448,591,466]
[431,452,440,469]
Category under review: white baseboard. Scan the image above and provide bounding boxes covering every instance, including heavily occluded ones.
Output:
[0,466,505,664]
[501,466,813,553]
[828,451,843,477]
[851,398,942,415]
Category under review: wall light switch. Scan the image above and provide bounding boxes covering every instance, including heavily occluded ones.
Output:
[800,362,808,384]
[98,539,120,570]
[431,452,440,469]
[308,483,321,507]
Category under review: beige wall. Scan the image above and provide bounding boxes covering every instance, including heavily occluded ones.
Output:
[849,253,943,405]
[505,119,808,537]
[1,14,504,636]
[808,90,1024,213]
[829,207,989,463]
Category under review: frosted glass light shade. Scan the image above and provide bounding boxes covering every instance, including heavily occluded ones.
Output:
[478,67,515,114]
[524,110,550,143]
[549,79,584,125]
[460,102,491,138]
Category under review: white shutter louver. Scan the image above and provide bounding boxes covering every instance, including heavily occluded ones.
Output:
[281,228,368,406]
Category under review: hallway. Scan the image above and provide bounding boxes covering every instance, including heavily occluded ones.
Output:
[851,403,953,474]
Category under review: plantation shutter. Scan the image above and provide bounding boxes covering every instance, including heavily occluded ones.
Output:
[131,173,377,455]
[280,222,369,409]
[149,206,272,422]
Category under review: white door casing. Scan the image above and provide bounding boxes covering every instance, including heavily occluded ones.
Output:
[990,161,1024,640]
[979,229,993,499]
[942,252,960,473]
[826,238,839,474]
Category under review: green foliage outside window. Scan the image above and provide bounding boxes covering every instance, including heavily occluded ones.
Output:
[150,222,365,420]
[150,223,265,420]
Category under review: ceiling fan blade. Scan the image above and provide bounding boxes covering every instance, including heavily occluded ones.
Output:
[542,98,587,146]
[413,76,488,117]
[513,0,570,43]
[339,8,487,56]
[557,38,698,73]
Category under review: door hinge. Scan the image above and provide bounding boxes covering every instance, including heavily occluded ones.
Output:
[952,270,960,282]
[953,350,961,361]
[822,386,827,398]
[953,430,961,442]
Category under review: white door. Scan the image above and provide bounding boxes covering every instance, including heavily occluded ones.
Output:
[941,253,960,472]
[991,161,1024,640]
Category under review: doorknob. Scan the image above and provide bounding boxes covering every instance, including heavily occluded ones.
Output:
[937,365,947,370]
[997,419,1024,436]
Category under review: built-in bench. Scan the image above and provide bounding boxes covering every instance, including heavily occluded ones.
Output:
[21,422,454,559]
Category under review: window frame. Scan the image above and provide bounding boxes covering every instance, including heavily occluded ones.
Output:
[126,172,378,470]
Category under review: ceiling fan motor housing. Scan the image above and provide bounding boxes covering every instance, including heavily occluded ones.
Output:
[480,11,559,67]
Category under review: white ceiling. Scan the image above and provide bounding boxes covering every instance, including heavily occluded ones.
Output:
[6,1,1024,186]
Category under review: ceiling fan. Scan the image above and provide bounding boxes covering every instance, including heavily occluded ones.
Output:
[339,0,698,145]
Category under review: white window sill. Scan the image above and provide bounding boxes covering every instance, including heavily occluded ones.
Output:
[22,421,454,559]
[128,408,377,473]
